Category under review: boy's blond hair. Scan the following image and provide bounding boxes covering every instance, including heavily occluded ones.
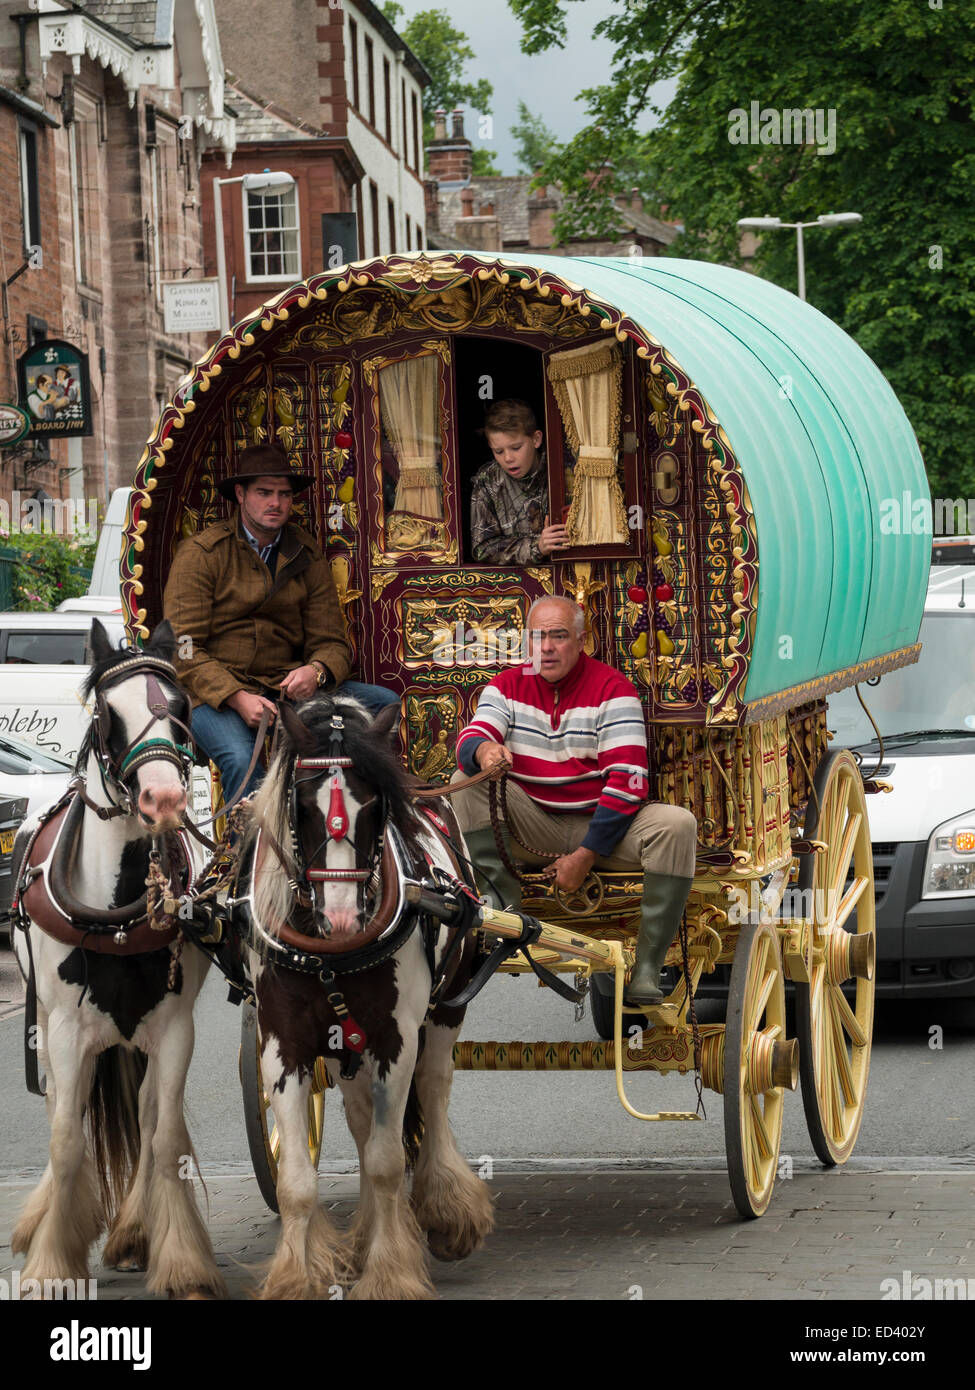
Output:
[483,399,539,437]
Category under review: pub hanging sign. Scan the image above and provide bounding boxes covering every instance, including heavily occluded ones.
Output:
[16,339,93,438]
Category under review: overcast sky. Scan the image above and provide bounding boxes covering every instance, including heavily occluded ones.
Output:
[391,0,675,175]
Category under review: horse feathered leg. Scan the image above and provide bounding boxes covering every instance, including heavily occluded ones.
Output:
[348,941,435,1303]
[144,970,225,1300]
[103,1055,157,1271]
[338,1072,375,1279]
[412,1017,494,1262]
[257,1038,350,1300]
[348,1061,434,1299]
[16,1013,102,1283]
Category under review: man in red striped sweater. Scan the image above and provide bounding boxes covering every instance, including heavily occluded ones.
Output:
[452,596,697,1006]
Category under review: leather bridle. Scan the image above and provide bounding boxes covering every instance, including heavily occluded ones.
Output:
[82,655,194,819]
[281,719,387,930]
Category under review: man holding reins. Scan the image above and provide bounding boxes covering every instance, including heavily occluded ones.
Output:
[163,443,396,800]
[451,595,697,1007]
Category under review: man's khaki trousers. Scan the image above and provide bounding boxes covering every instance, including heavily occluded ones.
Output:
[450,773,698,879]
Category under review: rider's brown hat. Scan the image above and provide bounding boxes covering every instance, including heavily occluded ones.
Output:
[216,444,313,500]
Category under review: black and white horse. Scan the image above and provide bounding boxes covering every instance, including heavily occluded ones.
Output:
[243,695,494,1299]
[10,619,224,1298]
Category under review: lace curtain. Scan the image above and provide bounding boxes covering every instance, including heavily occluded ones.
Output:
[378,354,442,519]
[547,340,626,545]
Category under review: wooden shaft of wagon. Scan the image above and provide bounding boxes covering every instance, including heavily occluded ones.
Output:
[404,887,621,968]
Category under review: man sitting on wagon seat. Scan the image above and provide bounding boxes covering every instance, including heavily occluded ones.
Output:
[450,595,698,1006]
[163,444,397,801]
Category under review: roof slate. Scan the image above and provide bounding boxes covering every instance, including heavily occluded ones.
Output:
[80,1,165,47]
[436,176,678,250]
[225,78,324,143]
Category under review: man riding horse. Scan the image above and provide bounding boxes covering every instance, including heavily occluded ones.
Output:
[451,596,697,1007]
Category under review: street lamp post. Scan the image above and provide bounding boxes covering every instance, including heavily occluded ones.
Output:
[212,169,296,335]
[736,212,862,301]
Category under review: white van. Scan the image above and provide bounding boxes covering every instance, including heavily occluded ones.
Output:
[828,561,975,999]
[85,486,131,600]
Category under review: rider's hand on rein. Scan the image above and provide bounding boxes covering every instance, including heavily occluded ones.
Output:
[228,690,277,728]
[475,743,514,779]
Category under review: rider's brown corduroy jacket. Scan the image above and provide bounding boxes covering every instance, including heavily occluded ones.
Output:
[162,515,351,709]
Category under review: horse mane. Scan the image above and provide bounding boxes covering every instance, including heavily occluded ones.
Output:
[245,694,422,941]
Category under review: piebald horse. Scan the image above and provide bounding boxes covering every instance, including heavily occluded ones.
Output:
[10,619,224,1298]
[242,694,494,1299]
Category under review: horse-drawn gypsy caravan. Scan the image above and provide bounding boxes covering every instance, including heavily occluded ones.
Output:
[125,252,929,1219]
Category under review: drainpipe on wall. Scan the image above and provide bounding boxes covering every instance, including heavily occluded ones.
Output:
[394,50,405,253]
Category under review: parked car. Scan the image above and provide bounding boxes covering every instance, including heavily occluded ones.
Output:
[827,563,975,998]
[0,732,73,945]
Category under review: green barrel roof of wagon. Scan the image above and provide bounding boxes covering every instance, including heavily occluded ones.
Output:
[498,253,929,705]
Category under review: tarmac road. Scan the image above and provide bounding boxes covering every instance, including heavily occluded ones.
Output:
[2,946,974,1329]
[2,947,973,1176]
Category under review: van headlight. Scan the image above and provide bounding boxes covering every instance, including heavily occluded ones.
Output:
[922,810,975,897]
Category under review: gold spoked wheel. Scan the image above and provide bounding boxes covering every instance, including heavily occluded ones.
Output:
[794,748,876,1166]
[724,919,794,1219]
[239,1003,327,1213]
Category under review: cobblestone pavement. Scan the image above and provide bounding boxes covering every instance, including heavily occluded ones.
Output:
[3,1164,973,1302]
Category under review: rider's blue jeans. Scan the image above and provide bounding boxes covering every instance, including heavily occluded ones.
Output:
[191,681,399,800]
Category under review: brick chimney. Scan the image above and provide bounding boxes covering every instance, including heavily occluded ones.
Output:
[456,183,501,251]
[424,178,440,232]
[426,106,472,184]
[528,182,557,249]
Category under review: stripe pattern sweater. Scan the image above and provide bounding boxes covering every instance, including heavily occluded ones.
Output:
[456,653,650,855]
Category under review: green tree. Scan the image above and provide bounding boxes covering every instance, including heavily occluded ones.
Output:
[0,530,95,610]
[380,4,499,173]
[508,0,975,497]
[510,101,557,174]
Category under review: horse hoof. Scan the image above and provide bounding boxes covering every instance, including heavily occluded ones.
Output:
[427,1229,470,1263]
[114,1257,147,1273]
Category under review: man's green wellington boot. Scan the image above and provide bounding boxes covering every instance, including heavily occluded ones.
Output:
[463,827,522,911]
[624,872,694,1007]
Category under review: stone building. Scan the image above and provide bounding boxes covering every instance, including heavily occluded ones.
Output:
[425,109,679,259]
[0,0,234,513]
[208,0,427,291]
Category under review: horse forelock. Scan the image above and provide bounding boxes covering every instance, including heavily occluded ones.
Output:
[286,697,415,824]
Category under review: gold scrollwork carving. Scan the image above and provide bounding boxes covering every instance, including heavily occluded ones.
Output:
[406,692,463,782]
[370,568,397,601]
[402,595,524,667]
[524,566,555,593]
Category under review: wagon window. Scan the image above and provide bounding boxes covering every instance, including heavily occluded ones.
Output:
[377,352,446,548]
